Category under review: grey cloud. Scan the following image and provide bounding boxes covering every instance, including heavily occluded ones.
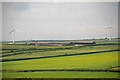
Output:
[2,2,118,40]
[2,2,29,11]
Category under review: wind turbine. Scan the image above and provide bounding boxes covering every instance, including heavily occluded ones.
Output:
[8,29,15,43]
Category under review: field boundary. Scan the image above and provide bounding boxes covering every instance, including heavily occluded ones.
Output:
[2,68,120,72]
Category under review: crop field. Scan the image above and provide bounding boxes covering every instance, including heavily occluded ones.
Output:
[1,39,120,78]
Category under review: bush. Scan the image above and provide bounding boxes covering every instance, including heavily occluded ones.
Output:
[10,50,14,52]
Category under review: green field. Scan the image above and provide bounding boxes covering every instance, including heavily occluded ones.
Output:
[1,39,120,78]
[2,51,119,70]
[2,44,118,60]
[3,72,119,78]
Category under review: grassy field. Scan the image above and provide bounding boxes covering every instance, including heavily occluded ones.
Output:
[3,72,119,78]
[2,51,119,78]
[2,51,119,70]
[2,39,120,78]
[2,44,118,60]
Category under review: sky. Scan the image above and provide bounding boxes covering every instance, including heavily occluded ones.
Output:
[2,2,118,41]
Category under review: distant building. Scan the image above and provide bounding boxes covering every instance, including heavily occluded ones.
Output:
[27,41,95,46]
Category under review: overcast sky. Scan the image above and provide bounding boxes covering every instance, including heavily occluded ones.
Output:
[2,2,118,41]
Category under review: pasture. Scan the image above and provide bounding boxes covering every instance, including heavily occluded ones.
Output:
[1,39,120,78]
[3,72,119,78]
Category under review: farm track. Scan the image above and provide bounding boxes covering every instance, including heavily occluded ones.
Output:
[1,49,119,62]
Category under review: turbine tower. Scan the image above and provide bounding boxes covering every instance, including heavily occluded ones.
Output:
[8,29,15,43]
[105,20,112,41]
[107,25,112,41]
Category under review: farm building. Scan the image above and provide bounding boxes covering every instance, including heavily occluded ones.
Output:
[27,41,95,46]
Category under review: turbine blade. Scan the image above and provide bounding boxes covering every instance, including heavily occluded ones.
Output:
[8,29,15,35]
[105,27,109,30]
[105,26,112,30]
